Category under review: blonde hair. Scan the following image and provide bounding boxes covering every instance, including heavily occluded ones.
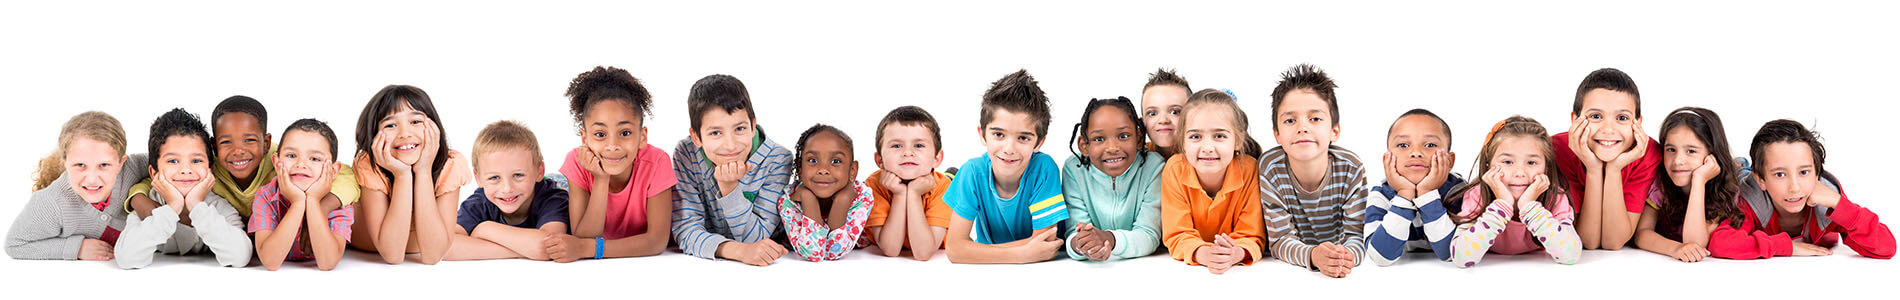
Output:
[471,120,543,170]
[1180,89,1262,158]
[32,111,127,191]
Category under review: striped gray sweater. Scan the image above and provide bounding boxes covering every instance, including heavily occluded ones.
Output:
[7,154,148,260]
[1258,146,1369,270]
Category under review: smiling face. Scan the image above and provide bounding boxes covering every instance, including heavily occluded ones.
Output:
[581,100,647,175]
[1662,126,1710,188]
[213,113,269,181]
[1082,105,1142,177]
[876,124,941,180]
[1182,106,1239,181]
[63,138,125,204]
[799,131,858,198]
[1755,142,1820,214]
[476,149,543,215]
[1141,84,1188,152]
[1488,135,1547,199]
[1273,90,1340,161]
[1387,114,1449,184]
[1574,88,1640,161]
[979,109,1043,186]
[153,135,211,191]
[691,108,755,166]
[277,130,333,190]
[376,102,434,166]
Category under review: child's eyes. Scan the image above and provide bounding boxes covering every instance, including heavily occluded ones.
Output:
[285,154,297,159]
[990,132,1004,138]
[1212,133,1227,139]
[593,131,606,138]
[620,130,633,137]
[1091,136,1106,143]
[830,159,842,164]
[410,120,425,125]
[1773,172,1785,178]
[514,173,528,179]
[1144,110,1157,117]
[1799,170,1811,176]
[1527,161,1540,166]
[913,143,926,149]
[1016,136,1030,142]
[1589,113,1603,120]
[383,123,397,129]
[1117,133,1131,140]
[1396,143,1409,149]
[191,159,204,164]
[1187,134,1200,140]
[1310,117,1323,123]
[806,158,818,164]
[1169,108,1180,115]
[1616,115,1630,121]
[1282,118,1295,124]
[487,175,501,181]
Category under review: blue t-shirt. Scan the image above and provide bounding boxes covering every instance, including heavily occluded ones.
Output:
[945,152,1068,244]
[457,177,571,233]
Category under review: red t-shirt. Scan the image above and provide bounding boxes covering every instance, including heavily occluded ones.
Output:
[1551,131,1661,214]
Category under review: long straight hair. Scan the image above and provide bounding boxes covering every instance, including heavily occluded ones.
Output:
[1654,107,1745,239]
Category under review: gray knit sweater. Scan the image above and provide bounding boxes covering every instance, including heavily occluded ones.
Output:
[6,154,148,260]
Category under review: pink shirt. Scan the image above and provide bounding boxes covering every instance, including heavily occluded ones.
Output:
[559,144,676,239]
[1460,188,1574,255]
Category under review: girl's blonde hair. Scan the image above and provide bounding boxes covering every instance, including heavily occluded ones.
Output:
[1180,89,1262,158]
[32,111,128,191]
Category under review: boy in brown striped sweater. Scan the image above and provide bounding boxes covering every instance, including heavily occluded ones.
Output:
[1258,64,1370,278]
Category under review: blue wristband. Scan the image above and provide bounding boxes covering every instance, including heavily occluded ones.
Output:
[594,237,605,260]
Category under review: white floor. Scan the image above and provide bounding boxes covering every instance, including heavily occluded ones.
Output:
[4,243,1892,299]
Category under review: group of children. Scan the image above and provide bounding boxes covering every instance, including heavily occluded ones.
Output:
[8,65,1892,275]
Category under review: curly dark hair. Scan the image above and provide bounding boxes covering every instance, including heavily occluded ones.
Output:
[567,66,654,132]
[148,108,214,171]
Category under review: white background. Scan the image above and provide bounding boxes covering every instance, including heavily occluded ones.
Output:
[2,0,1895,298]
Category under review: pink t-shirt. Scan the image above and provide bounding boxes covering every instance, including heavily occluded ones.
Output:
[559,144,676,239]
[1459,188,1575,255]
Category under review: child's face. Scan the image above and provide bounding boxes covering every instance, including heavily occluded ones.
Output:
[277,130,333,190]
[1182,107,1239,181]
[1488,135,1547,199]
[1386,115,1449,184]
[376,103,434,166]
[1573,89,1640,162]
[979,109,1043,187]
[153,135,211,191]
[875,124,941,180]
[798,131,858,198]
[1273,90,1340,161]
[1141,85,1188,151]
[691,108,755,166]
[1082,105,1142,177]
[213,113,270,180]
[1755,142,1821,214]
[1661,127,1710,188]
[476,149,543,215]
[581,100,648,175]
[62,137,125,204]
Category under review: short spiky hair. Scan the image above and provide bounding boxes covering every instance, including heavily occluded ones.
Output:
[283,118,338,158]
[1572,68,1642,118]
[1143,68,1190,91]
[472,120,543,170]
[874,105,942,154]
[979,69,1053,143]
[1749,119,1827,176]
[211,95,268,133]
[567,66,653,131]
[148,108,214,170]
[686,74,755,133]
[1269,64,1342,125]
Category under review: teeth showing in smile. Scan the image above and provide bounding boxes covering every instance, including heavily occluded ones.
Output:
[397,144,418,150]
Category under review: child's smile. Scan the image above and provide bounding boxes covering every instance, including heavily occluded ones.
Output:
[1273,90,1337,161]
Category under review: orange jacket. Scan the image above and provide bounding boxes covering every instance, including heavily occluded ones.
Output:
[1161,154,1266,265]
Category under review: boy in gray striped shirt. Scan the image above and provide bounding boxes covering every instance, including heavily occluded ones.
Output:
[671,74,794,266]
[1258,64,1369,278]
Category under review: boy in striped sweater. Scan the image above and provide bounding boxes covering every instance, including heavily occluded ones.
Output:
[671,74,795,266]
[1365,109,1465,266]
[1259,64,1370,278]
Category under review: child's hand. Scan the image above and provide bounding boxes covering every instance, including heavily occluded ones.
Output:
[1087,227,1116,261]
[78,238,114,261]
[1419,150,1453,195]
[713,160,753,196]
[153,171,185,209]
[732,240,787,266]
[542,234,586,263]
[277,162,310,205]
[416,120,441,171]
[1518,175,1550,209]
[1381,153,1417,198]
[906,173,937,195]
[1610,119,1650,169]
[1791,241,1833,256]
[1481,169,1515,204]
[183,165,215,209]
[878,171,905,195]
[1671,243,1709,262]
[1322,242,1355,278]
[1807,178,1842,208]
[1691,155,1721,188]
[575,147,610,179]
[373,133,412,174]
[306,163,338,202]
[1568,118,1600,166]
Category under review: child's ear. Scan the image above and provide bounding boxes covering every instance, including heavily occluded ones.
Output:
[933,151,945,167]
[688,128,702,147]
[534,161,547,178]
[872,153,884,167]
[1330,123,1342,143]
[847,160,859,179]
[262,133,273,150]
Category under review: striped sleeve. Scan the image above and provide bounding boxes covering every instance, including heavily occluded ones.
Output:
[1340,168,1370,267]
[718,144,792,244]
[1416,189,1457,262]
[1364,189,1414,266]
[670,143,727,259]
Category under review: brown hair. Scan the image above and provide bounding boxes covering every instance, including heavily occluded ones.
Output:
[979,69,1053,144]
[1180,89,1262,158]
[32,111,127,191]
[1448,116,1571,224]
[1143,68,1190,92]
[874,105,942,155]
[1269,64,1341,129]
[1571,68,1642,118]
[471,120,543,170]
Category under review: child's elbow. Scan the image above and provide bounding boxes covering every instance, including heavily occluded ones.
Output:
[316,259,338,271]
